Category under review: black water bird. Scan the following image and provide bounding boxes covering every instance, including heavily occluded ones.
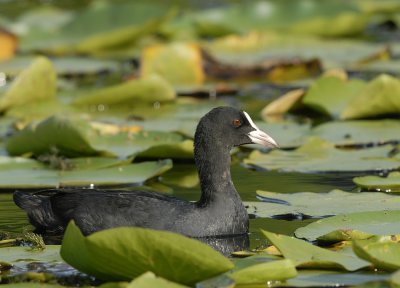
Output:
[14,107,278,238]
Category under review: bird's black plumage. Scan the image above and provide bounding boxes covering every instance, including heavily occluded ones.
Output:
[14,107,278,237]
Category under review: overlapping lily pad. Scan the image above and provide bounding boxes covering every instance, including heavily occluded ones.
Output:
[244,137,400,173]
[60,221,233,285]
[261,230,369,271]
[0,245,63,268]
[6,115,193,159]
[246,190,400,218]
[295,211,400,242]
[354,171,400,192]
[353,236,400,271]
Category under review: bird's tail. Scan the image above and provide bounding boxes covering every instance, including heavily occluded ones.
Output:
[13,191,64,235]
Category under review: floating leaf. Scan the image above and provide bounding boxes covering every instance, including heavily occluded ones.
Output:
[302,76,366,118]
[354,172,400,192]
[261,89,305,119]
[295,211,400,242]
[311,120,400,146]
[353,236,400,271]
[0,245,63,268]
[244,137,400,173]
[261,230,369,271]
[0,29,17,61]
[141,43,205,86]
[0,156,171,188]
[72,74,175,106]
[229,259,297,284]
[60,221,233,285]
[100,272,189,288]
[246,190,400,218]
[341,74,400,119]
[0,56,56,111]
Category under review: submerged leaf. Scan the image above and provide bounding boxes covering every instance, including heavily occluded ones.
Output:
[246,190,400,218]
[72,74,175,105]
[244,137,400,173]
[0,56,56,111]
[60,221,233,285]
[295,211,400,242]
[261,230,369,271]
[353,236,400,271]
[354,172,400,192]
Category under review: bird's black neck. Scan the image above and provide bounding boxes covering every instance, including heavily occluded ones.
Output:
[194,129,240,207]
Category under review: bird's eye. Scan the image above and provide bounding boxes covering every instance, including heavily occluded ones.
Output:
[232,119,242,127]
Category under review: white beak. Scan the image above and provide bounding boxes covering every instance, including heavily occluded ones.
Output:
[244,111,279,148]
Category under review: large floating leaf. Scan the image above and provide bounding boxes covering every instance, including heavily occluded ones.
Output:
[341,74,400,119]
[0,245,63,268]
[261,230,369,271]
[72,74,175,106]
[0,56,56,111]
[295,211,400,242]
[141,43,205,86]
[302,76,366,118]
[60,221,233,285]
[311,120,400,146]
[229,259,297,284]
[244,137,400,173]
[246,190,400,218]
[354,171,400,192]
[353,236,400,271]
[0,157,171,188]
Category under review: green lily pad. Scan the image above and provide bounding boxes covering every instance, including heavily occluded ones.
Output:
[354,172,400,192]
[246,190,400,218]
[0,56,56,112]
[311,120,400,146]
[261,230,369,271]
[392,269,400,285]
[141,43,205,86]
[60,221,233,285]
[100,272,189,288]
[229,259,297,284]
[0,284,65,288]
[302,76,366,118]
[341,74,400,119]
[353,236,400,271]
[244,137,400,173]
[0,157,171,188]
[0,56,119,77]
[295,211,400,242]
[6,115,192,159]
[72,74,175,106]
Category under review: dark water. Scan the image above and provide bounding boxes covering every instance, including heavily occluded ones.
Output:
[0,163,358,250]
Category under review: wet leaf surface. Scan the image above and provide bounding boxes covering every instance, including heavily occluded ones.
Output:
[245,137,400,173]
[246,190,400,218]
[261,230,370,271]
[354,171,400,192]
[295,211,400,242]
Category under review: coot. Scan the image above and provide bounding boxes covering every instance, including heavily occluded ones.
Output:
[14,107,278,237]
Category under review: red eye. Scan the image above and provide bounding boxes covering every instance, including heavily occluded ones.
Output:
[233,119,242,127]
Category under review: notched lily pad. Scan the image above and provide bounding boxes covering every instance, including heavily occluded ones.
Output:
[246,190,400,218]
[244,137,400,173]
[261,230,369,271]
[295,211,400,242]
[60,221,233,285]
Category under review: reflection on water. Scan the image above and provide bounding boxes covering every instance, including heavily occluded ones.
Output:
[0,163,364,255]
